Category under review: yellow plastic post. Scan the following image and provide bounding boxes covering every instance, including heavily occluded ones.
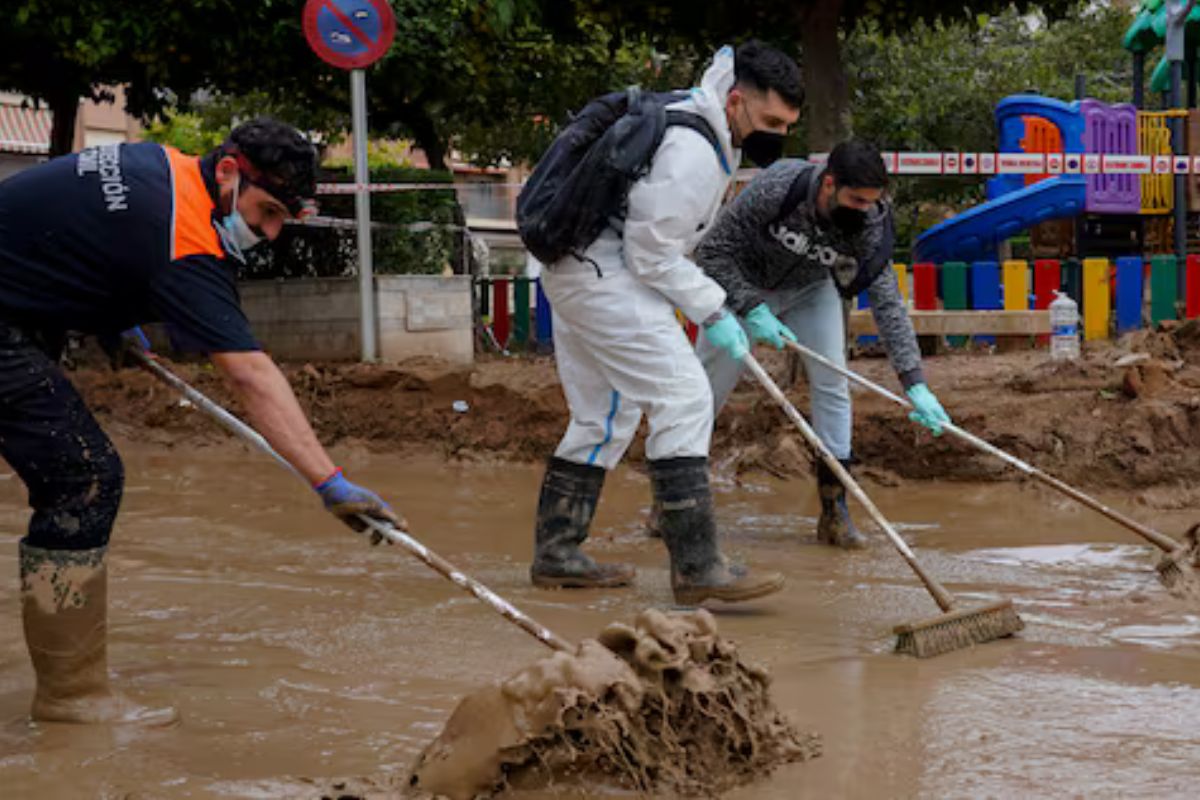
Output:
[1003,260,1029,311]
[1083,257,1111,340]
[892,263,908,303]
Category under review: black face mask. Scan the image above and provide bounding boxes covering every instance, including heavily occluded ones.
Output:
[742,130,786,167]
[832,206,868,235]
[827,186,868,234]
[736,102,785,167]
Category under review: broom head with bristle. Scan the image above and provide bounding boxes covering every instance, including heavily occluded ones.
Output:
[1156,526,1200,595]
[894,599,1024,658]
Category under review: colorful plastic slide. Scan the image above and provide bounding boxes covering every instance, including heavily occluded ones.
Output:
[914,93,1127,264]
[914,176,1086,264]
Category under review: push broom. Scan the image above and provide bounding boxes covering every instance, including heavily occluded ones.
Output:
[743,353,1024,657]
[781,339,1200,595]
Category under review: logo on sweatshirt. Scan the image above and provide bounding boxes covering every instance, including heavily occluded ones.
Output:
[767,222,839,267]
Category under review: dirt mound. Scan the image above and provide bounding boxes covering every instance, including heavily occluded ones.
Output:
[66,336,1200,496]
[407,609,819,799]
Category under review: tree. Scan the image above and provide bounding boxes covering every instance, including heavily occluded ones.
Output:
[0,0,311,155]
[554,0,1078,151]
[142,1,682,172]
[0,1,682,170]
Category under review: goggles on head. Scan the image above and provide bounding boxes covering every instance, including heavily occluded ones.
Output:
[232,152,318,220]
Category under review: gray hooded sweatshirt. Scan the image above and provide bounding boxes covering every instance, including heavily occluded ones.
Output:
[694,158,925,388]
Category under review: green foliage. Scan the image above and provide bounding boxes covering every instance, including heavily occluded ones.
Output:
[0,1,308,149]
[323,140,419,171]
[142,112,227,156]
[243,167,463,279]
[354,0,682,168]
[452,20,699,166]
[844,3,1138,247]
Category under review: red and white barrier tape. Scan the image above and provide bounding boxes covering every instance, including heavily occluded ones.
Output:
[316,182,463,194]
[314,152,1200,194]
[851,151,1200,176]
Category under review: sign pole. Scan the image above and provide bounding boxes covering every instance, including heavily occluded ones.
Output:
[303,0,395,363]
[351,68,376,362]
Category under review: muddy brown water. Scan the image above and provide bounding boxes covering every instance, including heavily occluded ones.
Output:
[1,442,1199,798]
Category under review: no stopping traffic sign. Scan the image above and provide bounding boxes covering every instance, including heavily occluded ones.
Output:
[303,0,396,70]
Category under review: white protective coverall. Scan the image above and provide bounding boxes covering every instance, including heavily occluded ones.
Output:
[541,47,740,470]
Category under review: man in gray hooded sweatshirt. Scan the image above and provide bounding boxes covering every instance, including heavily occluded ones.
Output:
[694,139,951,548]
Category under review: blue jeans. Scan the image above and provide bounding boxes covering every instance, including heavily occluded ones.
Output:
[697,277,851,460]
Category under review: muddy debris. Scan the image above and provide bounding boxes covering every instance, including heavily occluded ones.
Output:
[1121,360,1175,399]
[61,334,1200,491]
[406,609,819,799]
[1160,523,1200,603]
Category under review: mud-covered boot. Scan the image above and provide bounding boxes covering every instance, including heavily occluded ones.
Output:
[20,542,179,726]
[648,457,784,605]
[530,458,635,589]
[815,459,868,550]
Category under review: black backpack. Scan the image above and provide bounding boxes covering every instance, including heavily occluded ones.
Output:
[517,87,722,266]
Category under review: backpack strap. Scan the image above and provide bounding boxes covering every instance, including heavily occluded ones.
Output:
[664,110,730,175]
[771,168,814,226]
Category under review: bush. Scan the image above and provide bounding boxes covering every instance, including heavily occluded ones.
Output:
[242,165,465,279]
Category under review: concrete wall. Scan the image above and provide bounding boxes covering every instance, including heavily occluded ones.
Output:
[239,275,473,364]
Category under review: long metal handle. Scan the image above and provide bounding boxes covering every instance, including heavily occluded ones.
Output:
[782,339,1181,554]
[742,354,956,612]
[131,350,573,653]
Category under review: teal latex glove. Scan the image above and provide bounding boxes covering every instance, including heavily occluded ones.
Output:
[703,311,749,361]
[744,303,797,349]
[906,383,951,436]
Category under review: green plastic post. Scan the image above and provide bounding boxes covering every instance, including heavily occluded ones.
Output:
[1150,254,1179,325]
[942,261,969,347]
[513,277,531,349]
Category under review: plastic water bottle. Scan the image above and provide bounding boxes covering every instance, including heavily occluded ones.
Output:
[1049,290,1080,361]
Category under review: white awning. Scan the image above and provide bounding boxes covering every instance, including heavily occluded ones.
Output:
[0,102,51,155]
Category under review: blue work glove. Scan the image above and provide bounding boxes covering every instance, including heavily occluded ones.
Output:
[744,303,797,350]
[703,310,749,361]
[906,383,951,436]
[314,468,401,539]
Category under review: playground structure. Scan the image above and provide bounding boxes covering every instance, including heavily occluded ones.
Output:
[890,2,1200,342]
[918,1,1200,268]
[914,95,1153,265]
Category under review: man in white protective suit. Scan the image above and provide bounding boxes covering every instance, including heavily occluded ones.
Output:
[531,41,803,605]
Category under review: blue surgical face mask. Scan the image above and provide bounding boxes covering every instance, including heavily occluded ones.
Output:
[219,175,263,261]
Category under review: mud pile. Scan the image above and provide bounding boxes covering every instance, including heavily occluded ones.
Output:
[66,325,1200,492]
[407,609,819,799]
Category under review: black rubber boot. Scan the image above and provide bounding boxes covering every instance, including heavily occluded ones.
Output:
[815,458,868,550]
[648,457,784,605]
[530,457,634,589]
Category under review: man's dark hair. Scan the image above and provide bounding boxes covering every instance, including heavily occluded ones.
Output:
[827,139,889,190]
[215,117,319,214]
[734,40,803,108]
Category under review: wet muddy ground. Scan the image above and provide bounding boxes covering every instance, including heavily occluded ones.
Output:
[1,443,1198,798]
